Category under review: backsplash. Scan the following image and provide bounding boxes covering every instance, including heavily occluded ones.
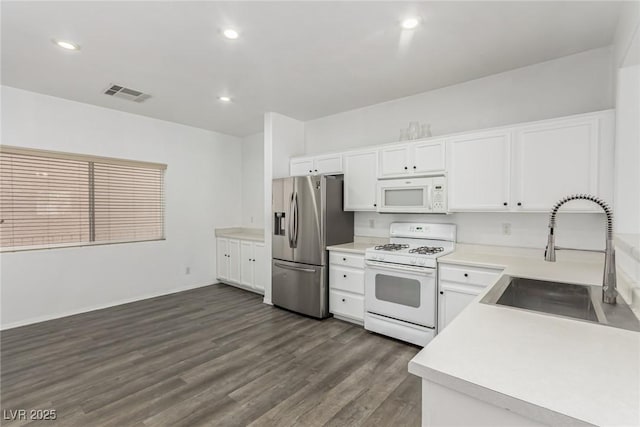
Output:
[354,211,607,251]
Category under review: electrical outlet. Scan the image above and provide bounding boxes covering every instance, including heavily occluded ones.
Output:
[185,267,191,275]
[369,219,375,228]
[502,223,511,236]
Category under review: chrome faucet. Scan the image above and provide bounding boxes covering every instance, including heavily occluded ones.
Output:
[544,194,617,304]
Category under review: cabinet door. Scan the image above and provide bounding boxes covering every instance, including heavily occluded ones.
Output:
[216,238,229,281]
[344,150,378,211]
[290,158,314,176]
[447,131,511,211]
[514,118,599,211]
[252,242,266,293]
[412,140,445,174]
[228,239,241,283]
[438,283,481,331]
[240,241,254,288]
[314,154,343,175]
[379,144,410,177]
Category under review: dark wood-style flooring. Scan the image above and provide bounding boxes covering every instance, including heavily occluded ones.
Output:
[1,283,421,426]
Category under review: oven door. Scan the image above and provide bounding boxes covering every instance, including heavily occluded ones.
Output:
[377,177,433,213]
[364,260,437,328]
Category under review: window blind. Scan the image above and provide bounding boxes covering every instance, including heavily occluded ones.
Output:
[0,146,165,251]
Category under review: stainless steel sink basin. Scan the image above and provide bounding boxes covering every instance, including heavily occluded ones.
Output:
[481,275,640,332]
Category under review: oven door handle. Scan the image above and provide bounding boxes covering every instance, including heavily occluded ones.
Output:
[365,260,435,274]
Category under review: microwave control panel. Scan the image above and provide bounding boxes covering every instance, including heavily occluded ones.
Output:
[432,178,447,212]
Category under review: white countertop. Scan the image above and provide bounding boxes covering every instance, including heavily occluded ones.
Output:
[409,245,640,427]
[215,227,264,242]
[326,236,388,255]
[326,242,373,254]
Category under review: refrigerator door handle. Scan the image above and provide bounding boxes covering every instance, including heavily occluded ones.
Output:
[274,262,315,273]
[288,192,295,248]
[293,192,299,247]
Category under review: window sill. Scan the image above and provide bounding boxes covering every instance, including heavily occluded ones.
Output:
[0,238,166,253]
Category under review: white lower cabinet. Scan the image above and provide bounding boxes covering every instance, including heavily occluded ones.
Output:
[438,263,502,331]
[217,237,265,294]
[329,250,365,324]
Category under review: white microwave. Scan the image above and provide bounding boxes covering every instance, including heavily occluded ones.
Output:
[377,176,447,213]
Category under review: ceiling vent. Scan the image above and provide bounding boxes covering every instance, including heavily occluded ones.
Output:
[103,84,151,103]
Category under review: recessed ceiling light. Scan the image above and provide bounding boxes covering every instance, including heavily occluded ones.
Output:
[222,29,239,40]
[53,39,80,50]
[401,17,420,30]
[218,96,231,102]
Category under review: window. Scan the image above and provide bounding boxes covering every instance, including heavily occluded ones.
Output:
[0,146,166,251]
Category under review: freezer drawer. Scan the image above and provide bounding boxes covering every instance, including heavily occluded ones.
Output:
[272,259,329,318]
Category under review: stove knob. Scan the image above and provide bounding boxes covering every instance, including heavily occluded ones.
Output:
[419,260,426,266]
[410,258,417,265]
[379,255,385,261]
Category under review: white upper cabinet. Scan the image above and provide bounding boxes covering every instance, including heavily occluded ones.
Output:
[288,110,613,213]
[314,154,343,175]
[379,144,410,177]
[413,140,446,175]
[344,149,378,211]
[379,140,446,178]
[513,117,600,211]
[447,130,512,211]
[290,158,314,176]
[290,154,343,176]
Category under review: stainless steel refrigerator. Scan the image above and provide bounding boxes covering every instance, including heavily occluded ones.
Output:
[272,175,354,318]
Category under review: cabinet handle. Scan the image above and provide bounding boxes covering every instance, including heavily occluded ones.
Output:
[517,202,522,206]
[373,203,377,207]
[413,166,416,169]
[503,202,508,206]
[343,257,346,261]
[343,274,347,278]
[314,169,318,172]
[309,170,312,173]
[464,273,468,277]
[404,166,408,170]
[342,298,346,302]
[439,291,444,295]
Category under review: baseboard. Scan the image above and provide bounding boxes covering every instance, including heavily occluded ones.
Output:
[217,280,265,296]
[0,282,212,331]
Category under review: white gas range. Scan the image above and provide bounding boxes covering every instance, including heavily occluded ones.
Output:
[364,222,456,347]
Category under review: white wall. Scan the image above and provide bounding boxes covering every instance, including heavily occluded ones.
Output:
[241,132,265,228]
[613,1,640,69]
[305,47,613,154]
[356,212,606,251]
[0,86,243,329]
[302,47,615,250]
[614,64,640,235]
[263,113,305,304]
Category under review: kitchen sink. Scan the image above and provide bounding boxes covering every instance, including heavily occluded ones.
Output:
[481,275,640,332]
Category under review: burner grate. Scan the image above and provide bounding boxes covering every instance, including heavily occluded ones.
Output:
[408,246,445,255]
[374,243,409,251]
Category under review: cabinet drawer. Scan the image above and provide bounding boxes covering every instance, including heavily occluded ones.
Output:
[439,264,502,287]
[330,290,364,321]
[330,266,364,294]
[329,252,365,269]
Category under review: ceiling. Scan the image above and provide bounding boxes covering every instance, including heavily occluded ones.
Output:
[1,1,623,137]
